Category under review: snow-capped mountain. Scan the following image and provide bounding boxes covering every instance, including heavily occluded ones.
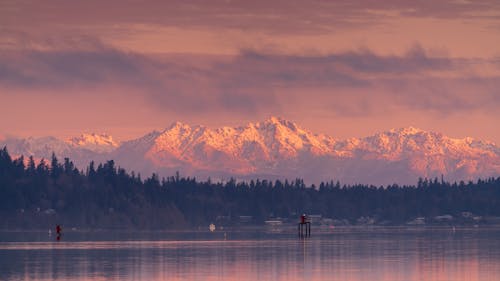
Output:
[1,136,74,158]
[140,117,336,173]
[1,117,499,185]
[0,133,114,168]
[68,133,119,153]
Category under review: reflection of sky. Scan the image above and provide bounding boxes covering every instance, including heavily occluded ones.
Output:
[1,229,500,281]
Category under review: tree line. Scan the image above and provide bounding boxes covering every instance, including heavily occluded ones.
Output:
[1,147,500,229]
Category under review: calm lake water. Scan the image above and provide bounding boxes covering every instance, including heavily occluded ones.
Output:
[1,227,500,281]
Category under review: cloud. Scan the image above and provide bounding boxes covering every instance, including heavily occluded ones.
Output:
[387,76,500,113]
[0,41,281,115]
[237,45,454,76]
[4,0,499,38]
[0,1,377,35]
[1,42,499,119]
[216,49,500,116]
[394,0,500,18]
[0,34,150,87]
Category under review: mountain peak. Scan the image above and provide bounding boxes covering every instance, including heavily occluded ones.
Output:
[264,116,289,125]
[69,133,117,144]
[68,133,118,153]
[390,126,426,135]
[267,116,284,123]
[167,121,191,130]
[257,116,300,132]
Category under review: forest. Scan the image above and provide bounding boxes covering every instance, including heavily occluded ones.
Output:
[1,147,500,229]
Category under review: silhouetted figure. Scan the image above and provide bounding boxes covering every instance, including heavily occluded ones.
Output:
[56,225,62,241]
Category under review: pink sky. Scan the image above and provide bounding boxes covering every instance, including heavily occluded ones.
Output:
[1,0,500,142]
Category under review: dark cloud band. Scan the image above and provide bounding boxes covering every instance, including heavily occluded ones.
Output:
[0,44,499,117]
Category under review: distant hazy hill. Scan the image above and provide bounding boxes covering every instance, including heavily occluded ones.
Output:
[2,117,499,185]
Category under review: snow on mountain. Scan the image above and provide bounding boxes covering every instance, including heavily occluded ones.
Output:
[141,117,336,175]
[1,117,499,185]
[134,118,499,184]
[0,134,112,168]
[1,136,74,157]
[346,127,500,182]
[68,133,119,153]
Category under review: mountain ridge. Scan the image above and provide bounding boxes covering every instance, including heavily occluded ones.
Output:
[1,117,499,185]
[68,133,119,153]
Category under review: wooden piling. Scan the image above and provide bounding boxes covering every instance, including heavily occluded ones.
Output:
[298,221,311,237]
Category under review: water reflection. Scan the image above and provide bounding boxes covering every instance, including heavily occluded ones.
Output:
[1,228,500,281]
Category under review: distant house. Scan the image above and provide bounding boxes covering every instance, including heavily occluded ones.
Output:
[216,215,230,222]
[43,209,56,215]
[308,214,322,224]
[461,212,473,218]
[434,215,453,221]
[407,217,425,225]
[356,216,375,225]
[239,216,253,223]
[264,220,283,226]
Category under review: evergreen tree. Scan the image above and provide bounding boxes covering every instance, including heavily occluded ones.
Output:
[0,147,499,229]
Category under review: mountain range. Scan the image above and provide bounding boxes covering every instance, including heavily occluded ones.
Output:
[1,117,499,185]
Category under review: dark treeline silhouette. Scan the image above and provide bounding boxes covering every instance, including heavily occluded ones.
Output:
[1,147,500,229]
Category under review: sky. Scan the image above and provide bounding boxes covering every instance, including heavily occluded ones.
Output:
[1,0,500,143]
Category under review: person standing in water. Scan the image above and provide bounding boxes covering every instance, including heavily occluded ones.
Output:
[55,225,62,241]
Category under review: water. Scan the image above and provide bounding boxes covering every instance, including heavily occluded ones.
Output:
[1,227,500,281]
